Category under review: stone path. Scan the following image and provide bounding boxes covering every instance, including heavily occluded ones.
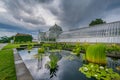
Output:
[0,43,7,50]
[13,49,33,80]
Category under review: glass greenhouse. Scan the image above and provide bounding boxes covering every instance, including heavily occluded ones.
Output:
[57,21,120,43]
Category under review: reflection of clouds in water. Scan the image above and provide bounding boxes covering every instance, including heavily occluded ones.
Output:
[28,56,50,80]
[18,49,120,80]
[19,49,50,79]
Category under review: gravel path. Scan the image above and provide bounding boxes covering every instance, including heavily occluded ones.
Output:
[0,43,7,50]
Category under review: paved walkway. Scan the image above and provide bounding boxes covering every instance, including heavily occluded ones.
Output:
[0,43,7,50]
[13,49,33,80]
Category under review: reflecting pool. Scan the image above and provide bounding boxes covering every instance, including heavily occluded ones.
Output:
[18,48,120,80]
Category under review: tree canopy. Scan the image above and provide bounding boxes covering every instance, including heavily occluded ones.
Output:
[0,36,12,43]
[89,18,106,26]
[14,33,33,43]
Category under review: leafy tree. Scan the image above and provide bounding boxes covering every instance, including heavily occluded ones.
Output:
[0,36,13,43]
[14,33,33,43]
[89,18,106,26]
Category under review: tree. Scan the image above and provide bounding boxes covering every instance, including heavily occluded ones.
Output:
[0,36,12,43]
[89,18,106,26]
[14,33,33,43]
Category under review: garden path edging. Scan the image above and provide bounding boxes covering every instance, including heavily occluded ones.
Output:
[13,49,33,80]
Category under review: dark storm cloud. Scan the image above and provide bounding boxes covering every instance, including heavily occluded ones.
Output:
[3,0,46,25]
[37,0,53,3]
[3,0,120,29]
[46,0,120,28]
[0,0,120,37]
[0,23,34,33]
[57,0,120,29]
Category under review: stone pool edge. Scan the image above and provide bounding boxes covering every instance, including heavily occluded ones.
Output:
[13,49,33,80]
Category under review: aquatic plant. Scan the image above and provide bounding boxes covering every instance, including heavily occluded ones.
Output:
[116,66,120,71]
[27,43,33,53]
[86,44,106,64]
[37,48,45,69]
[79,63,120,80]
[72,43,81,56]
[49,49,61,53]
[57,46,62,51]
[48,54,59,69]
[41,42,75,51]
[106,44,120,54]
[65,55,74,61]
[49,66,58,78]
[81,42,90,52]
[38,48,45,54]
[38,48,45,59]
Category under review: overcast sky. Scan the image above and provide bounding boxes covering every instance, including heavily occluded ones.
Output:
[0,0,120,38]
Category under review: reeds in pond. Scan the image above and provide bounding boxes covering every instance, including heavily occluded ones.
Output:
[86,44,106,65]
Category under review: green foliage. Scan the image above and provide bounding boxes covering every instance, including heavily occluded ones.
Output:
[81,42,89,52]
[49,50,61,53]
[41,43,75,51]
[0,36,13,43]
[48,54,59,69]
[106,44,120,54]
[14,33,32,43]
[116,66,120,71]
[2,43,20,50]
[27,43,33,51]
[35,48,45,59]
[89,18,106,26]
[79,63,120,80]
[86,44,106,64]
[38,48,45,54]
[72,43,81,56]
[0,45,16,80]
[65,55,74,61]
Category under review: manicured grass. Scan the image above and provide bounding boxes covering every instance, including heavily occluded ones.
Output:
[0,43,37,80]
[0,49,16,80]
[2,42,37,50]
[2,43,20,50]
[0,43,24,80]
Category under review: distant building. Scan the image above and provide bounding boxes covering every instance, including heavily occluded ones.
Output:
[38,31,46,43]
[57,21,120,43]
[38,24,63,42]
[10,40,14,44]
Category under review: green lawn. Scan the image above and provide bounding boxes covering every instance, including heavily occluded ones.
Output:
[0,43,37,80]
[2,42,37,50]
[0,48,16,80]
[0,43,21,80]
[2,44,20,50]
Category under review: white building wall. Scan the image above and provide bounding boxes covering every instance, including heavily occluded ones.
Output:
[57,21,120,43]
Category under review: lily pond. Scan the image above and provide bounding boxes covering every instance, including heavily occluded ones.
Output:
[18,48,120,80]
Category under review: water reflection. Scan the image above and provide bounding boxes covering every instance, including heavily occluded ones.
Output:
[18,48,120,80]
[49,66,58,79]
[37,55,42,69]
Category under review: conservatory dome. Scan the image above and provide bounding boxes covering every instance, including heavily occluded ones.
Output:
[49,24,62,32]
